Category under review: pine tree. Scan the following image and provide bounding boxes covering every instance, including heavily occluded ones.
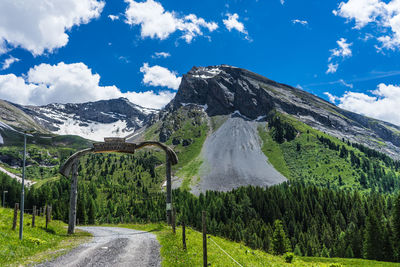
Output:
[363,210,384,260]
[321,245,330,258]
[88,197,96,225]
[272,220,291,255]
[392,193,400,261]
[294,244,302,256]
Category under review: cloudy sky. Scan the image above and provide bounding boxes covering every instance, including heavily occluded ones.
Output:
[1,0,400,125]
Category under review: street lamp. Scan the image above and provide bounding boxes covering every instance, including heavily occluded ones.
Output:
[19,130,36,241]
[2,190,7,207]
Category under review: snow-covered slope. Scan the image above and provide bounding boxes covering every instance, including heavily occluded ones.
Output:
[14,98,158,141]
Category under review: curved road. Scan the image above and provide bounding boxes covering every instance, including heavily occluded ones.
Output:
[36,227,161,267]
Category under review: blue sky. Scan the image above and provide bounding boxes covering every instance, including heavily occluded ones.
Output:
[1,0,400,125]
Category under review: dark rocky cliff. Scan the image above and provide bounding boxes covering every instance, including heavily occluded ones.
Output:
[168,65,400,159]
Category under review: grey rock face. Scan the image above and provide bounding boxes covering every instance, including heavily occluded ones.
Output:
[192,117,287,195]
[170,65,400,159]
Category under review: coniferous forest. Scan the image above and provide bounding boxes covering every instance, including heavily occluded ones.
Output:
[2,112,400,263]
[2,165,400,262]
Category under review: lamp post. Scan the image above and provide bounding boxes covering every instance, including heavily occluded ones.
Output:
[2,190,7,207]
[19,132,27,240]
[19,130,36,241]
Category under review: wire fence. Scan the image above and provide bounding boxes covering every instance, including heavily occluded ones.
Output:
[208,237,243,267]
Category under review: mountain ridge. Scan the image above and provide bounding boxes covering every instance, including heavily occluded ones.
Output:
[166,64,400,159]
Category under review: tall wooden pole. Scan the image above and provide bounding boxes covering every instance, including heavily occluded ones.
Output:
[12,203,19,230]
[166,153,172,225]
[32,206,36,227]
[202,211,207,267]
[19,132,26,240]
[68,159,79,234]
[182,221,187,250]
[172,207,176,234]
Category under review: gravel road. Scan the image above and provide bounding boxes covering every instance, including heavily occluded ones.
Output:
[36,226,161,267]
[192,117,287,195]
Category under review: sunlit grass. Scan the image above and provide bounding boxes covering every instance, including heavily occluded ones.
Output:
[0,207,90,266]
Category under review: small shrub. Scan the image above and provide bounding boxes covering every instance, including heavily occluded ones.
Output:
[329,264,342,267]
[26,236,46,245]
[284,252,294,263]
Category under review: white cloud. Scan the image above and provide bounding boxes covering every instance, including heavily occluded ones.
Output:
[0,62,174,109]
[335,0,400,51]
[335,83,400,125]
[280,0,285,5]
[140,63,181,90]
[326,63,339,74]
[124,90,175,109]
[326,38,352,74]
[339,79,354,88]
[223,13,248,35]
[124,0,218,43]
[108,14,119,21]
[118,56,130,63]
[152,52,171,59]
[0,0,104,56]
[329,38,353,60]
[1,56,20,70]
[292,19,308,25]
[324,92,339,103]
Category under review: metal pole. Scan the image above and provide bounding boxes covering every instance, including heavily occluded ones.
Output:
[2,191,7,207]
[19,132,26,240]
[166,153,172,225]
[68,159,79,234]
[202,211,207,267]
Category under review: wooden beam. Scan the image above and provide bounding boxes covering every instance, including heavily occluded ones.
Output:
[67,159,79,234]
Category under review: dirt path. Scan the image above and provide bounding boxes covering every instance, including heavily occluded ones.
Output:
[35,226,161,267]
[0,166,36,186]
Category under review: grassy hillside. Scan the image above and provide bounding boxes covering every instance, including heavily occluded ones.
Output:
[117,223,399,266]
[0,207,90,266]
[144,105,210,190]
[258,112,400,193]
[0,134,92,186]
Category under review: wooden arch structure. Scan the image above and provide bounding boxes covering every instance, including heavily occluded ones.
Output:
[59,138,178,234]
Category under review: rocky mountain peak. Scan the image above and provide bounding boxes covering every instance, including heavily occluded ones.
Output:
[168,65,400,159]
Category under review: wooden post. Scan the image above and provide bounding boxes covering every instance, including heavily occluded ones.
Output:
[45,205,49,229]
[172,207,176,234]
[68,160,79,234]
[166,153,172,225]
[48,205,52,222]
[32,206,36,227]
[12,203,19,230]
[202,211,207,267]
[182,221,187,250]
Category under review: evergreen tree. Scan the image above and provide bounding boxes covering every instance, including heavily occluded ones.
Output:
[363,210,384,260]
[393,193,400,261]
[272,220,291,255]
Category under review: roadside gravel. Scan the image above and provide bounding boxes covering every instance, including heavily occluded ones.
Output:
[35,226,161,267]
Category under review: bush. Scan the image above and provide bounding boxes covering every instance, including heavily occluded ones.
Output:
[329,264,342,267]
[284,252,294,263]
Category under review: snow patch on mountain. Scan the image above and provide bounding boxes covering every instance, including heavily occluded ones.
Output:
[54,118,130,141]
[19,98,158,141]
[191,67,221,79]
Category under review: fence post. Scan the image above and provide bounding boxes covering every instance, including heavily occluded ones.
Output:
[49,205,52,222]
[182,221,187,250]
[32,206,36,227]
[172,208,176,234]
[12,203,19,230]
[202,211,207,267]
[45,205,49,229]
